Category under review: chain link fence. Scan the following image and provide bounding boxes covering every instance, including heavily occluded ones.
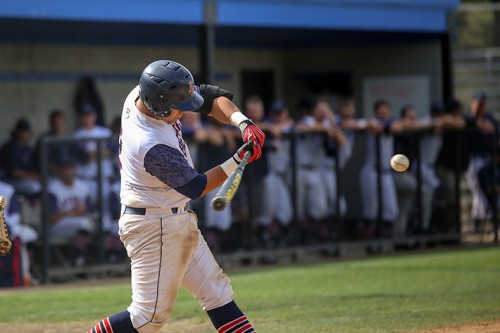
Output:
[453,2,500,112]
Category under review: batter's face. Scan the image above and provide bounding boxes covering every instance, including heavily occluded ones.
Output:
[163,108,185,124]
[136,98,186,124]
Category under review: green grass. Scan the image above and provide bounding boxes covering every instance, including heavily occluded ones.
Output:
[1,247,500,332]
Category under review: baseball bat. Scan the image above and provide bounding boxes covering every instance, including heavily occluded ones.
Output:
[211,151,251,211]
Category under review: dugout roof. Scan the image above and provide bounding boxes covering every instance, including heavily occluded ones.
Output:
[0,0,460,47]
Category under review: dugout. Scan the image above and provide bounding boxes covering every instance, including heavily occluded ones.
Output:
[0,1,464,276]
[0,0,459,215]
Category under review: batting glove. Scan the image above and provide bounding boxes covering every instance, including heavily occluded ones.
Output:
[238,120,265,162]
[233,140,254,163]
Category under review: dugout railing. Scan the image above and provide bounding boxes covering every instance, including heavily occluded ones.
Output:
[31,124,498,283]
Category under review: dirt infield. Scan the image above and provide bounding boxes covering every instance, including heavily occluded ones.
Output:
[0,319,213,333]
[1,320,500,332]
[411,320,500,333]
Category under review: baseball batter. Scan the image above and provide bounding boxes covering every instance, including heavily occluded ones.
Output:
[87,60,264,333]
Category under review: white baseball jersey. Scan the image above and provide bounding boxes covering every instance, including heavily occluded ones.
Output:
[74,126,114,180]
[47,177,94,239]
[119,86,194,209]
[295,115,325,168]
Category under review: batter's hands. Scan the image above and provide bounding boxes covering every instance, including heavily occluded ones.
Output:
[233,140,255,163]
[238,120,265,162]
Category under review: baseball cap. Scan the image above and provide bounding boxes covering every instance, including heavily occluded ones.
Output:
[57,156,78,168]
[430,102,446,115]
[472,91,487,102]
[78,103,97,115]
[270,100,287,113]
[15,119,31,131]
[447,99,463,113]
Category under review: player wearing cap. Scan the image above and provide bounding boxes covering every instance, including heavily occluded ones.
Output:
[87,60,264,333]
[465,91,499,233]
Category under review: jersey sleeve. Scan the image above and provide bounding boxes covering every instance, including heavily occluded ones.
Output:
[196,84,234,115]
[144,144,200,189]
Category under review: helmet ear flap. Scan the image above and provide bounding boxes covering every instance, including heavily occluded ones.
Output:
[150,102,171,117]
[139,86,171,117]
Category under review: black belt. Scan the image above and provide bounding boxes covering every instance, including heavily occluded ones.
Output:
[123,206,185,215]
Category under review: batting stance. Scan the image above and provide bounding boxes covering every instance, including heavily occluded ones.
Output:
[87,60,264,333]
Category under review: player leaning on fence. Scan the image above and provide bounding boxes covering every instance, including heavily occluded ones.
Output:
[87,60,265,333]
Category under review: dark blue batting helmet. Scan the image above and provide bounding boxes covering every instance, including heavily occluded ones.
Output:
[139,60,204,117]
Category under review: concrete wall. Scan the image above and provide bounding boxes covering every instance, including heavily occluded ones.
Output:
[0,44,287,142]
[0,45,196,141]
[0,42,442,142]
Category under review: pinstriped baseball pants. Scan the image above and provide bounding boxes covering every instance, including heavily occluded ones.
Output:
[119,209,234,333]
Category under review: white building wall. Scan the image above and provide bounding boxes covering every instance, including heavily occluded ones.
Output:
[0,45,285,142]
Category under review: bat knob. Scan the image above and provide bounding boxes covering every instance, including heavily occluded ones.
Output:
[211,198,227,211]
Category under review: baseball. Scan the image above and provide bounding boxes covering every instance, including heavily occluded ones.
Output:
[390,154,410,172]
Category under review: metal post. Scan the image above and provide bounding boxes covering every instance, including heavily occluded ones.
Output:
[199,0,217,84]
[40,138,50,284]
[290,132,298,246]
[415,133,423,234]
[334,146,342,241]
[375,134,383,239]
[442,11,455,104]
[96,139,105,267]
[453,132,461,237]
[492,131,498,243]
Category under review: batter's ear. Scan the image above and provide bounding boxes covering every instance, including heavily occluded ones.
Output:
[198,84,234,115]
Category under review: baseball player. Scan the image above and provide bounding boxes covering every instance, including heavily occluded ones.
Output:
[465,91,499,232]
[87,60,264,333]
[359,100,406,239]
[47,157,94,267]
[294,101,328,225]
[294,97,346,242]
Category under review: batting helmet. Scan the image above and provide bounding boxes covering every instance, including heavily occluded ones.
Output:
[139,60,204,117]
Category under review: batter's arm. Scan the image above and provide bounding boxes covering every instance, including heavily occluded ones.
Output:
[146,143,252,200]
[199,140,254,197]
[208,96,241,125]
[199,166,229,197]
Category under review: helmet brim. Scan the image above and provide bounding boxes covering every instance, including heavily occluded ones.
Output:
[171,91,204,112]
